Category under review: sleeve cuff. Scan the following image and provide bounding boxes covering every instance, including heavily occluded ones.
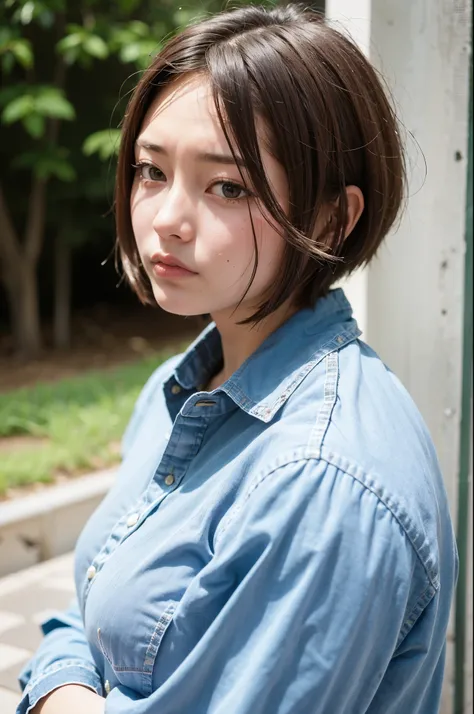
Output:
[16,660,104,714]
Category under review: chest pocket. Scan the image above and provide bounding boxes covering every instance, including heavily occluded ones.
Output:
[97,600,178,697]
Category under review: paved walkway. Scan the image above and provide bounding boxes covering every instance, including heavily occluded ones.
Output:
[0,553,75,714]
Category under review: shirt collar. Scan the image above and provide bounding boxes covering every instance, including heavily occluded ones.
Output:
[170,288,360,422]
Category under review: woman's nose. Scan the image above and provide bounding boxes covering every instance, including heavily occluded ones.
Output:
[151,183,195,242]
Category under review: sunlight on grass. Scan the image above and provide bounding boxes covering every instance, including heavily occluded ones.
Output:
[0,349,180,495]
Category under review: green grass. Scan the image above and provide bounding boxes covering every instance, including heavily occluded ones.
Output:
[0,350,177,496]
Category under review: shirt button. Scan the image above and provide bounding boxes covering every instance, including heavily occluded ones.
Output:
[86,565,97,580]
[164,474,175,486]
[104,680,111,695]
[171,384,181,395]
[126,512,139,528]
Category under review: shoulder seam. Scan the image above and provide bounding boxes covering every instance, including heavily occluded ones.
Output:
[317,449,439,590]
[215,455,314,546]
[215,451,438,591]
[396,581,437,649]
[307,350,340,452]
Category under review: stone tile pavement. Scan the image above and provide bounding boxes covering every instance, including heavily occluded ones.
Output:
[0,553,75,714]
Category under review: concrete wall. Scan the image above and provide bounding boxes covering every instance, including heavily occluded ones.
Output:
[325,1,472,712]
[0,471,114,578]
[365,6,471,709]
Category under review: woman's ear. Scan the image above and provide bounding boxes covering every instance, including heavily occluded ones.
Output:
[318,186,365,235]
[343,185,365,238]
[314,187,365,246]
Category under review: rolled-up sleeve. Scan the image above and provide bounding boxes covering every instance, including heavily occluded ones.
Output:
[101,458,431,714]
[16,598,103,714]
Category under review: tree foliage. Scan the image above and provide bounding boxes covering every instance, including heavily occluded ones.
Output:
[0,0,279,355]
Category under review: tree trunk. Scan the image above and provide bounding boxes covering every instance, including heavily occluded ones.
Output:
[53,229,71,349]
[0,179,46,357]
[18,260,42,356]
[0,13,67,358]
[2,259,42,357]
[2,268,23,353]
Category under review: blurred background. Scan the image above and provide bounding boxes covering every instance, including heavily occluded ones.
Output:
[0,1,471,713]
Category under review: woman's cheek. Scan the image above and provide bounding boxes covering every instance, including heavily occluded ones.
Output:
[202,218,252,267]
[132,201,155,255]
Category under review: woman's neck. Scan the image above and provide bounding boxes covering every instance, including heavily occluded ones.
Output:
[207,299,298,391]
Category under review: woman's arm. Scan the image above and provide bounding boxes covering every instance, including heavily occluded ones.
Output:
[16,599,104,714]
[30,685,105,714]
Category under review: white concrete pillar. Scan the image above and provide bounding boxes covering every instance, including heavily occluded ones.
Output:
[325,0,371,336]
[325,0,471,519]
[366,1,470,518]
[325,2,472,713]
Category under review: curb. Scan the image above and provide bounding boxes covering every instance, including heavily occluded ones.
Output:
[0,470,115,578]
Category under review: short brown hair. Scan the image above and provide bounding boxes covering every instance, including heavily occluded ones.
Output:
[115,3,406,322]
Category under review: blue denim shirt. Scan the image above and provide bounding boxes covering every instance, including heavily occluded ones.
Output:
[17,289,457,714]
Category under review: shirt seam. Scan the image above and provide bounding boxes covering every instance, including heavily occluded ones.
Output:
[23,661,102,696]
[317,449,440,590]
[307,350,339,452]
[214,453,438,592]
[396,580,437,649]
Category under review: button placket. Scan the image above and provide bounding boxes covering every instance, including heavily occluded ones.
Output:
[82,497,151,603]
[151,406,214,497]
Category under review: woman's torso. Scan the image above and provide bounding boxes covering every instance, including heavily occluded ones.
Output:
[73,289,457,713]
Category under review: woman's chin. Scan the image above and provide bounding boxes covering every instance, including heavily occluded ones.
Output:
[152,290,207,317]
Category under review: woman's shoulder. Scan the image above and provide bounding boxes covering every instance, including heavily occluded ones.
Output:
[324,338,438,477]
[311,339,451,580]
[265,335,449,540]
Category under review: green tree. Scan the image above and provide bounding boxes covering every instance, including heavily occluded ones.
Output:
[0,0,284,357]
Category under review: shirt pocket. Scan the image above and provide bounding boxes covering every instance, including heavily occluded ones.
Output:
[97,600,178,697]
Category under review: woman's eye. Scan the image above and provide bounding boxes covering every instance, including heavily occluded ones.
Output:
[211,181,249,201]
[133,163,164,182]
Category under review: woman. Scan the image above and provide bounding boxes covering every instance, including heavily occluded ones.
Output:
[18,5,457,714]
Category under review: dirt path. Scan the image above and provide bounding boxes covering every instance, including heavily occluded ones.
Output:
[0,306,204,393]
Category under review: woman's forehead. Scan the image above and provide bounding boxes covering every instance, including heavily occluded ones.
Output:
[139,75,222,144]
[137,73,274,167]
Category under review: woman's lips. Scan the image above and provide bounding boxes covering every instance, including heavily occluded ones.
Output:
[152,262,197,278]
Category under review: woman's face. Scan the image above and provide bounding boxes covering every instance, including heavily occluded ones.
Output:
[130,74,288,321]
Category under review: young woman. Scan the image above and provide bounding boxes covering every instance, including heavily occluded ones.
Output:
[18,5,457,714]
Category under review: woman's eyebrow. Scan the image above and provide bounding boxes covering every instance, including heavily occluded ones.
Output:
[135,141,246,168]
[197,151,246,168]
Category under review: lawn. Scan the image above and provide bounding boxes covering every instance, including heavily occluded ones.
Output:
[0,350,176,497]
